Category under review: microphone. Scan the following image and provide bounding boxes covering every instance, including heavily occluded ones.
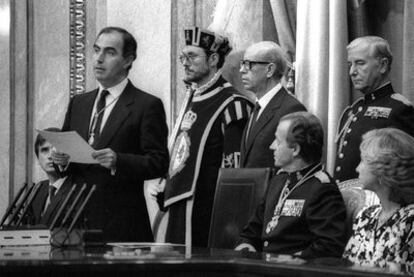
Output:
[0,183,29,228]
[5,183,37,228]
[68,185,96,233]
[59,183,87,227]
[49,184,77,230]
[15,182,45,226]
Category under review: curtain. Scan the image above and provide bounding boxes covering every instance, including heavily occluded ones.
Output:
[402,0,414,103]
[209,0,264,100]
[269,0,296,64]
[211,0,350,172]
[290,0,414,172]
[295,0,349,173]
[348,0,414,103]
[210,0,413,174]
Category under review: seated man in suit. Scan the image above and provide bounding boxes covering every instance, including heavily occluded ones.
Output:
[27,128,75,227]
[239,41,306,168]
[235,112,348,258]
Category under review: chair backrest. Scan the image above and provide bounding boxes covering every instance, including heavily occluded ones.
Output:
[208,167,272,249]
[338,178,379,236]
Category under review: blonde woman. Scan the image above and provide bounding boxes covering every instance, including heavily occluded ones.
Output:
[343,128,414,267]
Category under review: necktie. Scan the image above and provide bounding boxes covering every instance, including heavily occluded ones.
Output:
[251,102,261,123]
[246,102,261,143]
[49,185,57,199]
[89,90,109,146]
[42,185,57,215]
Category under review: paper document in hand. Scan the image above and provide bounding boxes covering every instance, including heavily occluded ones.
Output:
[37,130,98,164]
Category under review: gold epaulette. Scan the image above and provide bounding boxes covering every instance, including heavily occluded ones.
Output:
[314,170,331,183]
[391,93,413,106]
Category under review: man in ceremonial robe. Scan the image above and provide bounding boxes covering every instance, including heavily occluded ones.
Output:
[151,27,252,247]
[334,36,414,184]
[236,112,347,258]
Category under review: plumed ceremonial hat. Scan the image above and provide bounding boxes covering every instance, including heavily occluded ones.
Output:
[184,26,232,57]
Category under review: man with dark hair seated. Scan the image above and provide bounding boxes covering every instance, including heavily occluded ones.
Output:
[235,111,348,258]
[27,128,75,227]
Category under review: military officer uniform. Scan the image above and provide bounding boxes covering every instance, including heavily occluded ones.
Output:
[334,83,414,183]
[238,164,347,258]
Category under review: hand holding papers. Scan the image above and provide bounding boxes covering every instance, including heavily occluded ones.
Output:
[37,130,98,164]
[91,148,117,170]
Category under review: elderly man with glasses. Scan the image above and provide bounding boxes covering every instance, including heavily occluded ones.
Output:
[239,41,306,169]
[150,26,252,247]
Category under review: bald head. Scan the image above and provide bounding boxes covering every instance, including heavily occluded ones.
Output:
[244,41,287,79]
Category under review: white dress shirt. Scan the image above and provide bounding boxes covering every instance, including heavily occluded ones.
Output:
[89,78,128,133]
[43,176,68,214]
[255,83,282,120]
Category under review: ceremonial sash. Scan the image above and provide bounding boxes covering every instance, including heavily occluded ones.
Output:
[164,85,234,207]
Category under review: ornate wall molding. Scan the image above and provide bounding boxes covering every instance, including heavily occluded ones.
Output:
[69,0,86,96]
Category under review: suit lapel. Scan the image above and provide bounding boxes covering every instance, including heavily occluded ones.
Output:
[31,181,49,223]
[240,122,249,166]
[41,176,73,226]
[79,89,98,140]
[94,82,134,149]
[245,89,286,152]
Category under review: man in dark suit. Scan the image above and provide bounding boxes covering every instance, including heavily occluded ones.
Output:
[334,36,414,184]
[53,27,169,242]
[28,128,74,227]
[239,41,306,169]
[236,112,347,258]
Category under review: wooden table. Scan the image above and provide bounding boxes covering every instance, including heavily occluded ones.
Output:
[0,244,410,277]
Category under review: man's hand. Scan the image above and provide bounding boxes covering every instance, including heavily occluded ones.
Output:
[92,148,117,170]
[147,179,165,200]
[51,149,70,167]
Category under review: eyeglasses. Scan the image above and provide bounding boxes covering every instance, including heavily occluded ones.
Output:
[179,53,207,64]
[240,60,271,71]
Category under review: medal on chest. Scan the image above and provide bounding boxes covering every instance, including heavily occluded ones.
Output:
[264,166,319,234]
[88,132,95,145]
[266,180,290,234]
[169,110,197,177]
[364,106,392,119]
[88,111,103,146]
[281,199,305,216]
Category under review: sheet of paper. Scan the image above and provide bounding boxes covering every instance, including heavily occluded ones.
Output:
[37,129,98,164]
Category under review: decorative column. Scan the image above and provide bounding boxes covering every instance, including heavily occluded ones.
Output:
[69,0,86,96]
